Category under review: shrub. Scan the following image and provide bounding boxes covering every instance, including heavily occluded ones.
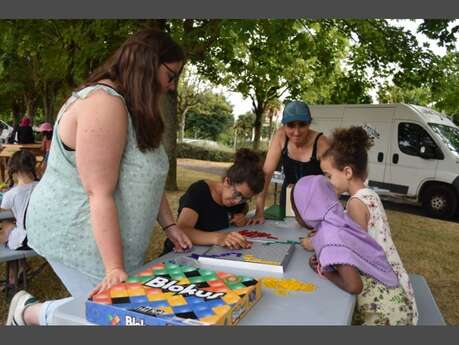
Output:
[177,142,267,163]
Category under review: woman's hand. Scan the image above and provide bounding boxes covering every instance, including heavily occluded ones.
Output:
[165,225,193,252]
[90,267,128,297]
[217,231,252,249]
[247,213,265,225]
[230,213,249,227]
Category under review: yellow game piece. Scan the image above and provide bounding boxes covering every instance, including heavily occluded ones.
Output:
[167,295,187,306]
[222,291,241,304]
[260,277,316,296]
[212,305,231,315]
[146,293,166,302]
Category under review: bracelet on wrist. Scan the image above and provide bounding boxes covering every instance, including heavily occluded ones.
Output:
[162,223,176,231]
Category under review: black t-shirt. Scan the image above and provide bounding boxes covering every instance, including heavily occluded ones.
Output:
[162,180,247,254]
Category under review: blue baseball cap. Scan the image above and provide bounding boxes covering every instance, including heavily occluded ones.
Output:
[281,101,312,124]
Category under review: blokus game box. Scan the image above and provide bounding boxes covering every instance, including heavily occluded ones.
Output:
[86,261,262,326]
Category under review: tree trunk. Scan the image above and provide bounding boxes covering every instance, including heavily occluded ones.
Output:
[42,82,56,123]
[162,91,179,191]
[178,109,189,143]
[267,113,273,142]
[23,93,36,120]
[252,108,265,151]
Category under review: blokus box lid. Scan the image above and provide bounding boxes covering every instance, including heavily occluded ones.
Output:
[86,261,262,326]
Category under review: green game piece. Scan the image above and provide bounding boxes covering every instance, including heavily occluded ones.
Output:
[226,283,246,290]
[165,262,179,270]
[170,274,186,280]
[168,269,184,275]
[126,276,142,283]
[180,265,197,273]
[199,269,215,276]
[138,276,153,283]
[153,269,167,275]
[188,276,206,283]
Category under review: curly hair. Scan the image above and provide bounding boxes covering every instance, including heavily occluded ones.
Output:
[225,149,265,194]
[323,126,374,179]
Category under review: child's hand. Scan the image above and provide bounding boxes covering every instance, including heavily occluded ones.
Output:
[301,230,316,251]
[230,213,249,227]
[301,237,314,251]
[217,231,252,249]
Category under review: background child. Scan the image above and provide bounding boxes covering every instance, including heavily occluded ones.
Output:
[37,122,53,163]
[291,175,416,325]
[162,148,265,254]
[320,126,418,324]
[0,150,39,286]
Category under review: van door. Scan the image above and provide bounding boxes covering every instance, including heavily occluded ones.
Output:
[341,107,395,185]
[385,121,441,196]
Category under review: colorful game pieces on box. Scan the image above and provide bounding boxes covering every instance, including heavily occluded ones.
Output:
[86,261,262,326]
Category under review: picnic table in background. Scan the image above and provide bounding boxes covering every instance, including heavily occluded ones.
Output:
[0,144,43,182]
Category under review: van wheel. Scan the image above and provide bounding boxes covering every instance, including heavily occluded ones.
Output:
[422,185,458,219]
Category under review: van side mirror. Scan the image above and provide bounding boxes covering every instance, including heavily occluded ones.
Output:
[419,145,440,159]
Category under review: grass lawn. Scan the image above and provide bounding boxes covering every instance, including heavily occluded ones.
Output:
[1,165,458,325]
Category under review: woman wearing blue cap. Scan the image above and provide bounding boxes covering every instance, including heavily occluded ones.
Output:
[249,100,330,224]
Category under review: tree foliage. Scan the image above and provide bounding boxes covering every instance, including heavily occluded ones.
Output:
[184,91,234,141]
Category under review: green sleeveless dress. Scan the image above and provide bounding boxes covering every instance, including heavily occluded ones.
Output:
[26,85,169,281]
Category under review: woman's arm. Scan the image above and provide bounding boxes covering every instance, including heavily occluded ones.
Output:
[249,129,283,224]
[316,134,331,159]
[178,208,250,249]
[74,91,128,293]
[157,192,192,251]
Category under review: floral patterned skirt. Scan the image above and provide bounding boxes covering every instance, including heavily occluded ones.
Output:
[352,274,416,325]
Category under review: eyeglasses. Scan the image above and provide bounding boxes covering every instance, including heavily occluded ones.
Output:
[229,184,252,204]
[286,121,309,129]
[162,63,180,84]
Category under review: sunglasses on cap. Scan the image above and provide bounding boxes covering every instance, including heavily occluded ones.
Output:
[285,121,309,129]
[162,63,180,84]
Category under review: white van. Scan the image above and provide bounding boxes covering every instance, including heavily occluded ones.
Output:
[308,103,459,219]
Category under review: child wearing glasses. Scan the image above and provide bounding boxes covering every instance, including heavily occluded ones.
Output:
[162,149,265,254]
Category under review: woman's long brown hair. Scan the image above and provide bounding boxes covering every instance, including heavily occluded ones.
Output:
[83,29,185,151]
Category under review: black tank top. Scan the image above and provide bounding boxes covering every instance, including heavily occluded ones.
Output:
[279,132,324,208]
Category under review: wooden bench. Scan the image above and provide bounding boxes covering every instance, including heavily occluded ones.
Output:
[409,273,446,325]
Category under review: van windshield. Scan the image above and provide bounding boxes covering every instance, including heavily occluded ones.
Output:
[429,123,459,155]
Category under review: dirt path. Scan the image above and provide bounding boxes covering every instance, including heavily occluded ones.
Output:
[177,158,231,176]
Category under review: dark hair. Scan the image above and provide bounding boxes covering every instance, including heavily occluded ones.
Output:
[42,131,52,140]
[83,29,185,151]
[7,150,38,187]
[322,126,374,179]
[225,149,265,194]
